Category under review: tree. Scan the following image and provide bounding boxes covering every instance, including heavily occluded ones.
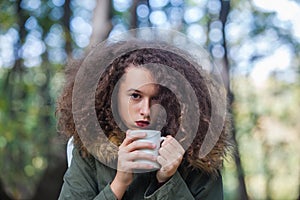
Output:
[218,0,249,199]
[87,0,113,51]
[1,0,299,199]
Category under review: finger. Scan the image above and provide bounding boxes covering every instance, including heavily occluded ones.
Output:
[127,151,157,162]
[126,130,148,140]
[161,135,172,147]
[118,151,156,170]
[162,136,185,155]
[126,141,156,152]
[119,131,134,147]
[157,152,182,174]
[120,130,147,147]
[159,140,178,161]
[158,145,183,167]
[157,155,168,167]
[118,161,155,172]
[159,147,181,165]
[158,146,171,158]
[130,161,156,170]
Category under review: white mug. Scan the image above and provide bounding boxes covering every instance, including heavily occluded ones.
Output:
[129,130,165,169]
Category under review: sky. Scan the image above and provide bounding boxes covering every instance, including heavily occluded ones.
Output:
[249,0,300,85]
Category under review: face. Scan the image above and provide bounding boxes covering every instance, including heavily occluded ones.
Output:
[117,65,160,130]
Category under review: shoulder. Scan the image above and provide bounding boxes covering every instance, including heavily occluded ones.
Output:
[70,146,97,170]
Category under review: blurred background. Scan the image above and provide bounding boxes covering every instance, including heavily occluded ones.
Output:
[0,0,299,199]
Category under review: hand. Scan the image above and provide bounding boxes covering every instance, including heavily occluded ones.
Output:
[111,130,157,199]
[116,130,157,183]
[156,135,185,183]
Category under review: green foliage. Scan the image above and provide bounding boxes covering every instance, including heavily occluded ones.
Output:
[0,1,16,32]
[0,66,63,198]
[228,76,300,199]
[0,0,299,199]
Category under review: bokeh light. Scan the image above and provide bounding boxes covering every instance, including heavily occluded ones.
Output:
[149,10,167,26]
[184,7,203,24]
[113,0,132,12]
[52,0,65,7]
[149,0,169,8]
[137,4,149,19]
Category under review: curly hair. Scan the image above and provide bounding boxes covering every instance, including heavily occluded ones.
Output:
[56,40,231,175]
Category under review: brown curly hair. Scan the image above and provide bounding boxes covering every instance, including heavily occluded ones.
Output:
[56,40,232,175]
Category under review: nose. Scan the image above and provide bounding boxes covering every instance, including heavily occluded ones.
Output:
[140,98,150,117]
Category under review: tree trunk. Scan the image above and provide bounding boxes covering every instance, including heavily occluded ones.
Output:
[218,0,249,199]
[5,0,27,118]
[130,0,139,29]
[87,0,113,51]
[231,121,250,200]
[63,0,72,55]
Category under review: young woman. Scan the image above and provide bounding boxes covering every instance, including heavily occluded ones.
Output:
[57,39,231,199]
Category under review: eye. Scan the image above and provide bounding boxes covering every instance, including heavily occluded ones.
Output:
[130,93,141,100]
[151,96,160,102]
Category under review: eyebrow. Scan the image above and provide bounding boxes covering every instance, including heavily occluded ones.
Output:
[127,88,142,93]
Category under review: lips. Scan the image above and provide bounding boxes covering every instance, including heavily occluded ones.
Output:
[135,120,150,128]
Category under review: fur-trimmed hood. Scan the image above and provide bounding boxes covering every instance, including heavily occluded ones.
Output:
[61,38,233,177]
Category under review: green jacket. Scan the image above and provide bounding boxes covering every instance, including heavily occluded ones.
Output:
[59,148,223,200]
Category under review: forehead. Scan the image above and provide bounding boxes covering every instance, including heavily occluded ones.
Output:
[122,65,157,89]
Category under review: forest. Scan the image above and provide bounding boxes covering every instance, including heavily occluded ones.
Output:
[0,0,299,199]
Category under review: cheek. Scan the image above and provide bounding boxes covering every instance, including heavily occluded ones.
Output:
[117,94,128,118]
[127,101,139,116]
[150,104,166,120]
[150,106,159,119]
[118,98,138,120]
[121,100,129,115]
